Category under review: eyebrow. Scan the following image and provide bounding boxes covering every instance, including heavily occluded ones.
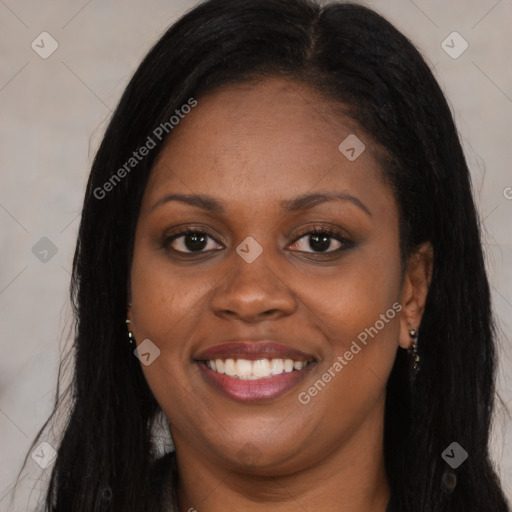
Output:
[281,191,372,217]
[150,191,372,217]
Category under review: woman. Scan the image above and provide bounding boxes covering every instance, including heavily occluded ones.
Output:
[18,0,510,510]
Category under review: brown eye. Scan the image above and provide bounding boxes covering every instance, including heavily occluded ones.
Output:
[289,227,350,254]
[166,229,223,254]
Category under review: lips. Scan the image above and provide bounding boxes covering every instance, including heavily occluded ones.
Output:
[194,342,316,403]
[195,342,315,362]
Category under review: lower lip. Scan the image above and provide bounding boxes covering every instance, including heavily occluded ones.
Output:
[196,362,315,403]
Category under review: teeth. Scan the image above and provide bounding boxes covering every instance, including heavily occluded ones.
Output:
[224,359,236,376]
[253,359,271,378]
[235,359,252,378]
[205,358,310,379]
[271,358,284,374]
[215,359,225,374]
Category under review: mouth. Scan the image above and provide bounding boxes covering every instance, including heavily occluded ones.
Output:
[194,342,317,403]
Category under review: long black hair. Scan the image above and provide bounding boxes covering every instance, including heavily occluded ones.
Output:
[15,0,509,510]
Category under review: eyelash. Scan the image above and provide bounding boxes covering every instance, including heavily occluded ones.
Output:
[163,224,353,257]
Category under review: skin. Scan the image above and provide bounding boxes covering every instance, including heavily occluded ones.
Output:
[128,77,433,512]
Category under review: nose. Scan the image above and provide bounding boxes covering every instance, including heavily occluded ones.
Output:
[210,247,297,323]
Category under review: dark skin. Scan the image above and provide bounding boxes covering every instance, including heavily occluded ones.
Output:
[128,77,433,511]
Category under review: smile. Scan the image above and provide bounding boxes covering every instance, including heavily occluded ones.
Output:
[194,342,317,403]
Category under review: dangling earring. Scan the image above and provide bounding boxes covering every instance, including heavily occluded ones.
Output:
[126,319,135,344]
[126,303,135,344]
[408,328,420,374]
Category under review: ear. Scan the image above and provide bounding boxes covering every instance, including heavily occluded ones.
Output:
[398,241,433,349]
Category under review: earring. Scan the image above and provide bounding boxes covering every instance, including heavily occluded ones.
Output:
[408,328,420,374]
[126,302,135,345]
[126,319,135,344]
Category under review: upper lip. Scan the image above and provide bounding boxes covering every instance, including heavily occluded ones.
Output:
[194,342,316,362]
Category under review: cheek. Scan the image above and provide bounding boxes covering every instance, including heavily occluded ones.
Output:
[292,273,401,448]
[128,235,214,415]
[129,242,209,422]
[129,239,210,343]
[294,243,402,347]
[292,239,402,409]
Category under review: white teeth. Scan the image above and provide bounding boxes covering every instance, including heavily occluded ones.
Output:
[235,359,252,378]
[205,358,310,379]
[271,358,284,374]
[253,359,271,378]
[224,359,236,376]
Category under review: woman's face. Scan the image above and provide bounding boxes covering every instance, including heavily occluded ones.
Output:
[129,77,429,476]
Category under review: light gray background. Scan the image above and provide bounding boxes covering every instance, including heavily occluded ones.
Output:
[1,0,511,510]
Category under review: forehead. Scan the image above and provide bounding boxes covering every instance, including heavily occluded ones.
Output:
[142,77,394,219]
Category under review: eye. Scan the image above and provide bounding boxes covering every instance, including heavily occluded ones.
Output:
[165,228,223,254]
[288,227,350,254]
